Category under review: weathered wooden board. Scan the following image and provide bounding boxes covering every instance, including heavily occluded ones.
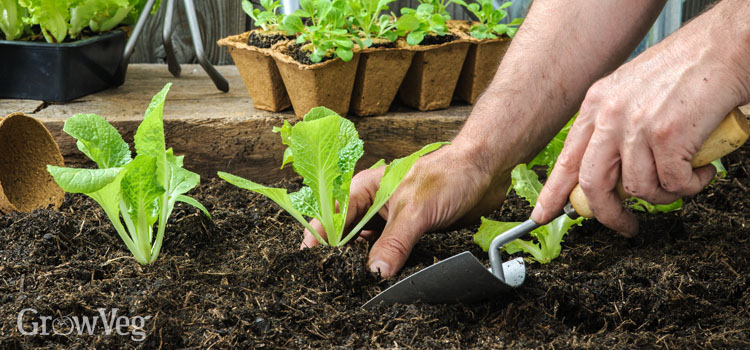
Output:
[4,64,469,184]
[5,64,746,185]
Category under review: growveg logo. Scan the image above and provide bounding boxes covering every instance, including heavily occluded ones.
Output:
[16,308,151,341]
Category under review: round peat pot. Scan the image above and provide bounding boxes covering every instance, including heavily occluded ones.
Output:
[0,113,65,214]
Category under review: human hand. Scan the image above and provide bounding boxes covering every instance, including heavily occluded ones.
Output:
[300,141,512,277]
[531,6,750,236]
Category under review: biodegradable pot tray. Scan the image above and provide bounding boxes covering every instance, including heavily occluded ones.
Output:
[0,113,65,214]
[451,21,511,104]
[349,42,415,116]
[0,30,127,102]
[272,43,361,118]
[398,36,470,111]
[218,31,291,112]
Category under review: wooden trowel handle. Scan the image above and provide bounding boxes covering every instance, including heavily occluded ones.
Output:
[569,107,750,218]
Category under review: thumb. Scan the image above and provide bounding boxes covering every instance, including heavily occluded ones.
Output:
[367,208,426,278]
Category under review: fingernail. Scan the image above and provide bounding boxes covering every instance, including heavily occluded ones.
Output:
[369,260,391,277]
[531,201,545,223]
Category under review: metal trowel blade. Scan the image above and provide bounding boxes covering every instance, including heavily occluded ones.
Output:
[362,251,525,309]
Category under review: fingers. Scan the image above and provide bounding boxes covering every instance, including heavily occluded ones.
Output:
[301,219,327,249]
[368,207,427,278]
[531,116,595,224]
[579,130,639,237]
[620,135,681,205]
[652,144,717,198]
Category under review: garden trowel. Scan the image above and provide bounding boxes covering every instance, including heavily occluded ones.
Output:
[363,108,750,309]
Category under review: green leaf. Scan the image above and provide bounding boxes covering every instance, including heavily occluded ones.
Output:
[290,186,320,218]
[406,31,425,45]
[304,106,338,121]
[629,197,683,214]
[63,113,132,169]
[336,47,354,62]
[343,142,447,244]
[529,114,576,176]
[510,164,542,206]
[175,195,211,219]
[473,217,522,252]
[0,0,27,40]
[134,83,170,160]
[281,14,304,34]
[396,13,419,31]
[46,166,125,194]
[122,155,164,228]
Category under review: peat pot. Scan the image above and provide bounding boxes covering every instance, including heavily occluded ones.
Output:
[349,41,416,116]
[0,113,65,214]
[398,34,470,111]
[272,42,360,118]
[450,20,511,104]
[218,31,292,112]
[0,29,127,102]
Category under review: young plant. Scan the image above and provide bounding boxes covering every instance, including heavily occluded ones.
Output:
[345,0,398,46]
[242,0,284,32]
[474,116,729,263]
[47,83,210,265]
[280,0,357,62]
[218,107,446,247]
[451,0,523,39]
[15,0,160,43]
[0,0,28,40]
[396,3,450,45]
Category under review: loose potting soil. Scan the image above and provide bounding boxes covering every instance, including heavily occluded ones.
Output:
[288,43,336,65]
[246,31,294,49]
[419,33,458,46]
[1,144,750,349]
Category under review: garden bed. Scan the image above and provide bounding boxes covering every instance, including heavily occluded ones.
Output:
[1,141,749,348]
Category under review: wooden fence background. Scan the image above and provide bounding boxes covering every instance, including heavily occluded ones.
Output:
[130,0,717,65]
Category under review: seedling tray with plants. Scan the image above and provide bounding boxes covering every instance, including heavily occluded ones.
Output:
[220,0,522,117]
[2,80,750,347]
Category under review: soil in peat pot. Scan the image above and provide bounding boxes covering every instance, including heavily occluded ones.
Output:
[288,43,337,65]
[419,33,458,46]
[1,143,750,349]
[247,31,294,49]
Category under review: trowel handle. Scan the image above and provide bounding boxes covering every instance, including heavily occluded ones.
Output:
[569,107,750,219]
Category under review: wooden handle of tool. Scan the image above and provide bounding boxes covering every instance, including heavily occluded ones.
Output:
[569,107,750,218]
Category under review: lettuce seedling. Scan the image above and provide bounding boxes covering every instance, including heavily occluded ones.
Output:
[475,116,730,263]
[474,115,584,264]
[450,0,522,39]
[474,163,585,264]
[396,3,450,45]
[242,0,283,32]
[345,0,399,46]
[47,83,209,265]
[14,0,160,43]
[0,0,28,40]
[219,107,446,247]
[280,0,358,62]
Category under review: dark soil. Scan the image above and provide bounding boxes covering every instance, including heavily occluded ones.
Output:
[287,43,335,65]
[420,33,458,46]
[367,41,396,49]
[246,31,293,49]
[1,144,749,349]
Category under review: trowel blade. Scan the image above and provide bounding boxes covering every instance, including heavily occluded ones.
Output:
[362,251,525,309]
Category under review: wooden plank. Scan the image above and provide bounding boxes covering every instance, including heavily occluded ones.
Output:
[130,0,245,65]
[6,64,469,184]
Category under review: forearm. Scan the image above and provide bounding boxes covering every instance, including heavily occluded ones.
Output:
[455,0,666,176]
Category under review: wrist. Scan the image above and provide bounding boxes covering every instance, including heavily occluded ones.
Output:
[708,0,750,103]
